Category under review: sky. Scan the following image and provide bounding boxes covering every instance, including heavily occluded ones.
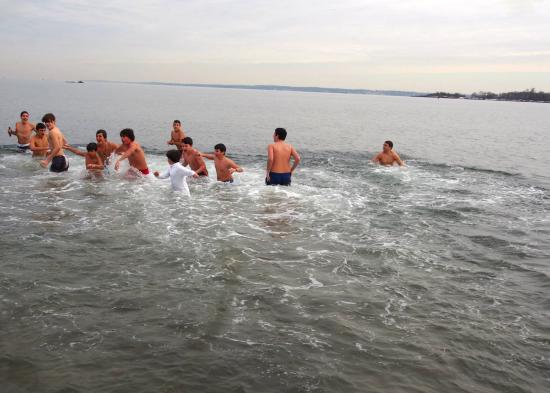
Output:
[1,0,549,92]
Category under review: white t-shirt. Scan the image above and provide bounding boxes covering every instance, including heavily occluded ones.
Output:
[158,162,196,195]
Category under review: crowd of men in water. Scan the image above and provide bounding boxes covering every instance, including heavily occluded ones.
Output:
[7,111,404,194]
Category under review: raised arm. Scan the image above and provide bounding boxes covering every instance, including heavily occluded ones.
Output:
[63,144,86,157]
[200,152,215,160]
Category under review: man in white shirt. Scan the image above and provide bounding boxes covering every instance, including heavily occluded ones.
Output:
[154,150,198,196]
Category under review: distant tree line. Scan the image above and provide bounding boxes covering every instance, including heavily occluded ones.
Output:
[421,88,549,102]
[471,88,550,102]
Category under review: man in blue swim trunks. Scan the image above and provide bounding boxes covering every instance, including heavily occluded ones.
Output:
[266,128,300,186]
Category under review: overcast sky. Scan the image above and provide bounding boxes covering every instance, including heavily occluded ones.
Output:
[1,0,549,92]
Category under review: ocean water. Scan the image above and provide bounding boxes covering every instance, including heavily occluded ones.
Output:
[0,80,549,393]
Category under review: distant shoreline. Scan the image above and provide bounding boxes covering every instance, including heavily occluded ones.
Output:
[85,80,425,97]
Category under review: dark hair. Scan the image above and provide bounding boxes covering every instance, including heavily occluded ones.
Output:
[36,123,46,130]
[86,142,98,152]
[42,113,56,123]
[274,128,287,140]
[96,129,107,138]
[173,120,181,125]
[120,128,135,141]
[166,149,182,163]
[20,111,29,117]
[182,136,193,146]
[214,143,226,153]
[384,140,394,149]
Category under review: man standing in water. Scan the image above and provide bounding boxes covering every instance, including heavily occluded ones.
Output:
[8,111,35,151]
[167,120,186,149]
[29,123,49,158]
[95,129,119,165]
[266,127,300,186]
[181,137,208,177]
[371,140,404,166]
[114,128,150,176]
[40,113,69,172]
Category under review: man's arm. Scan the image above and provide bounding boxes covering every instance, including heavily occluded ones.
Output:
[227,158,243,174]
[200,152,215,160]
[392,151,405,166]
[371,153,382,163]
[290,146,300,173]
[154,168,170,179]
[194,153,207,174]
[63,144,86,157]
[114,143,138,170]
[266,145,274,180]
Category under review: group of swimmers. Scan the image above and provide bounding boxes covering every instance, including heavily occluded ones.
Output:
[7,110,404,194]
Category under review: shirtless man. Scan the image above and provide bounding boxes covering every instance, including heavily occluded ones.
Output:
[167,120,185,149]
[201,143,243,183]
[8,111,35,151]
[371,140,404,166]
[181,136,208,176]
[266,127,300,186]
[40,113,69,172]
[64,142,104,177]
[95,129,118,165]
[29,123,49,158]
[114,128,150,176]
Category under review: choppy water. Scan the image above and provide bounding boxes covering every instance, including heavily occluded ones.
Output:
[1,80,549,393]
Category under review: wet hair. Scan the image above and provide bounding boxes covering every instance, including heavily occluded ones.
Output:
[274,128,287,140]
[86,142,98,152]
[36,123,46,130]
[120,128,135,141]
[42,113,56,123]
[96,129,107,138]
[214,143,226,153]
[385,140,394,149]
[166,149,182,163]
[20,111,29,117]
[173,120,181,125]
[182,136,193,146]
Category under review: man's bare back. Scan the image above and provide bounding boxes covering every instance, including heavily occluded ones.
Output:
[266,128,300,185]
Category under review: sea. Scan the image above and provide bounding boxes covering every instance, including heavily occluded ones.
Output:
[0,80,549,393]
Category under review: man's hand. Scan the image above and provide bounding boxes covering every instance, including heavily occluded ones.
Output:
[154,171,160,177]
[114,161,120,171]
[40,160,48,168]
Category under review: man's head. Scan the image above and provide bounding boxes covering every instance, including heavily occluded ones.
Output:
[383,140,393,152]
[20,111,29,122]
[35,123,46,136]
[214,143,226,158]
[120,128,135,144]
[42,113,56,130]
[182,136,193,152]
[274,128,287,141]
[96,129,107,143]
[173,120,181,131]
[86,142,98,152]
[166,149,182,164]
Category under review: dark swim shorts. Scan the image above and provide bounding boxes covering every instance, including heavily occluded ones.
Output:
[265,172,291,186]
[50,155,69,172]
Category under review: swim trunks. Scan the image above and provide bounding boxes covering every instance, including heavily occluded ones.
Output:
[50,155,69,172]
[17,143,30,151]
[265,172,291,186]
[139,168,150,175]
